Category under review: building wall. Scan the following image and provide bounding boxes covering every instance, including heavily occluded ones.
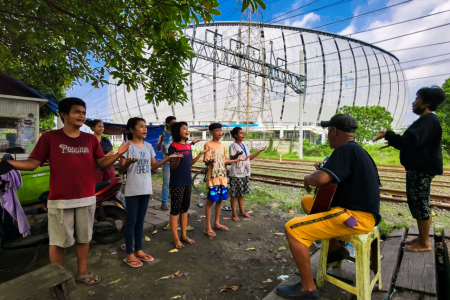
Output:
[0,95,44,153]
[108,23,409,130]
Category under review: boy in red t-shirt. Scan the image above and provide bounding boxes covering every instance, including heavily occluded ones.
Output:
[0,97,131,285]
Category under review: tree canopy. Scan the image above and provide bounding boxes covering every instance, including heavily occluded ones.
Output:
[0,0,265,106]
[436,77,450,154]
[338,105,394,144]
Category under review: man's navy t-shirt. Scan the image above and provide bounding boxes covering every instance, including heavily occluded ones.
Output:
[168,142,192,187]
[320,141,381,223]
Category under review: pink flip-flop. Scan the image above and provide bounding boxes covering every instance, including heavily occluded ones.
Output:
[123,258,143,268]
[137,254,154,263]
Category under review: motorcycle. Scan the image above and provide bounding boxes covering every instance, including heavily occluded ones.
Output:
[0,177,127,250]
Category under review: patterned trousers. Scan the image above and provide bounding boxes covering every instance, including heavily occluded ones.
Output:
[406,170,435,221]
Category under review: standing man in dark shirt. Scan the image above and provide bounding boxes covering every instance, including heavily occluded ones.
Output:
[277,114,380,300]
[374,86,445,252]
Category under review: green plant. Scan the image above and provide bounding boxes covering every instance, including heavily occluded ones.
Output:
[0,0,266,106]
[338,105,394,144]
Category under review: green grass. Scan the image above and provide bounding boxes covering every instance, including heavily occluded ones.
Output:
[252,143,450,167]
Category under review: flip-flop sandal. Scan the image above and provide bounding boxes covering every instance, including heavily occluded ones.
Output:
[137,254,154,263]
[75,272,101,285]
[123,258,143,268]
[161,204,169,210]
[221,206,232,211]
[213,225,229,231]
[178,225,195,231]
[204,230,216,237]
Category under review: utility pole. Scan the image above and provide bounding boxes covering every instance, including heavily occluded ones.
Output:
[298,50,305,159]
[222,1,274,136]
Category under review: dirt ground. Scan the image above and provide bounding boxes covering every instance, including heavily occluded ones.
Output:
[0,172,314,300]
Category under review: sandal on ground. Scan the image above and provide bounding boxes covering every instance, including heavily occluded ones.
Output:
[213,225,229,231]
[204,230,216,237]
[221,206,232,211]
[123,258,143,268]
[75,272,101,285]
[179,225,195,231]
[164,224,195,231]
[161,204,169,210]
[137,254,154,263]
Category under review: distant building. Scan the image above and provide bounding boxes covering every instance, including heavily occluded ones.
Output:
[107,22,408,139]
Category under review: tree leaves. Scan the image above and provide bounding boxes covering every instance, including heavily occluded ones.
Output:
[0,0,266,108]
[338,105,394,144]
[436,77,450,154]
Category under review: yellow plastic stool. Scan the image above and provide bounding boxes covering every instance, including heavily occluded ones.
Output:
[316,226,382,300]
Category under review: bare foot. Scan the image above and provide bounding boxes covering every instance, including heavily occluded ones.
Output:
[404,237,419,245]
[213,224,229,231]
[181,236,195,244]
[173,238,185,249]
[232,215,240,222]
[204,229,216,237]
[403,242,431,252]
[240,212,251,218]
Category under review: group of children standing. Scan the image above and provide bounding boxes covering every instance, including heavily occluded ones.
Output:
[120,117,266,268]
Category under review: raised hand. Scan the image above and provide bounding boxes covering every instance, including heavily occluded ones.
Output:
[239,155,250,161]
[205,158,215,166]
[117,141,131,155]
[192,138,201,144]
[126,157,139,165]
[259,146,267,152]
[169,152,184,159]
[236,151,243,156]
[373,131,387,143]
[106,150,115,157]
[379,142,390,150]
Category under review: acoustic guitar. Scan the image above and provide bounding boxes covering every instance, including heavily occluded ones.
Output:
[309,182,338,214]
[308,158,338,214]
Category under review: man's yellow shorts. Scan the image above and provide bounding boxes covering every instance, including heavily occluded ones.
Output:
[285,195,376,247]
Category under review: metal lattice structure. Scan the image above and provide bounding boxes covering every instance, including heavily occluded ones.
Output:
[221,6,276,132]
[107,22,408,131]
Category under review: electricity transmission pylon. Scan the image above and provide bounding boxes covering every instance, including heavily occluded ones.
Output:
[222,3,274,134]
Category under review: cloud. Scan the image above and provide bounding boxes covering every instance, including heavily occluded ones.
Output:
[338,0,450,126]
[288,12,321,28]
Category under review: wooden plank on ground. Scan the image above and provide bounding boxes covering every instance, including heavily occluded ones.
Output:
[408,226,433,236]
[395,236,436,295]
[443,228,450,298]
[388,228,407,238]
[391,291,436,300]
[0,263,74,300]
[263,251,353,300]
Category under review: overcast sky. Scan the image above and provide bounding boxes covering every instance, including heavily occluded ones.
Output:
[68,0,450,127]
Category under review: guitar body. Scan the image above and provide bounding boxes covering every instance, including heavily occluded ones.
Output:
[310,182,338,214]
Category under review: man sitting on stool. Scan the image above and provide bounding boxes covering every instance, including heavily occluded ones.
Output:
[277,114,381,300]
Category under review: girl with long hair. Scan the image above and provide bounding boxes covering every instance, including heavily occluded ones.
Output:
[118,117,182,268]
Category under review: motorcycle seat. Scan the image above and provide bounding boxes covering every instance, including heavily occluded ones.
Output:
[95,181,111,193]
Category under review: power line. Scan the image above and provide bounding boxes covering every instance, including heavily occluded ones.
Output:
[264,0,322,23]
[347,9,450,37]
[269,0,353,24]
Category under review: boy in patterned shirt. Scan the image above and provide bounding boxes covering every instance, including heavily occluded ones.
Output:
[203,123,248,237]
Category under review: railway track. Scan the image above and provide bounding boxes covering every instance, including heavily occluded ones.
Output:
[248,163,450,188]
[191,166,450,210]
[254,158,450,176]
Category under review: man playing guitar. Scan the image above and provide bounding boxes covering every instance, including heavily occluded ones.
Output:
[277,114,381,300]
